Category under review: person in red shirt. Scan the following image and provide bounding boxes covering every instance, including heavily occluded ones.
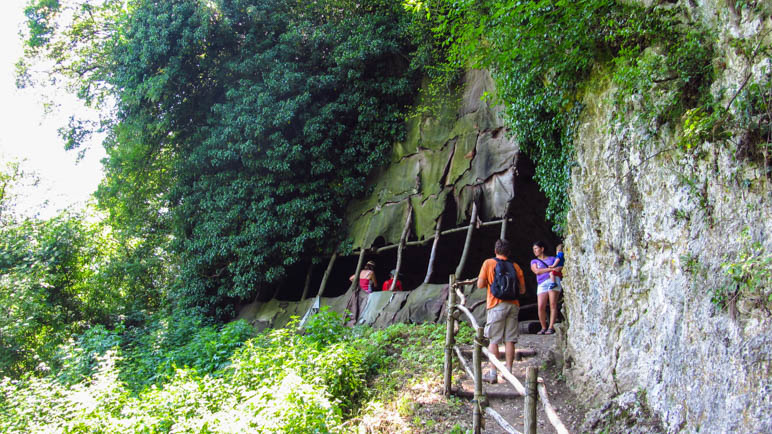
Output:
[382,269,403,291]
[477,239,525,383]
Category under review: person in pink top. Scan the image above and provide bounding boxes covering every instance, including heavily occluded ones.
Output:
[346,260,377,325]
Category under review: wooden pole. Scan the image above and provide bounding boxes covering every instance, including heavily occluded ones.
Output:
[455,201,478,278]
[524,366,538,434]
[300,264,314,300]
[316,249,338,299]
[500,200,511,241]
[473,324,484,434]
[346,218,510,256]
[485,407,522,434]
[349,248,367,292]
[424,214,443,283]
[537,380,569,434]
[444,274,457,396]
[390,204,413,291]
[481,347,526,395]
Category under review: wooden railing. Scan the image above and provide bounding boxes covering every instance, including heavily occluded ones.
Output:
[444,275,570,434]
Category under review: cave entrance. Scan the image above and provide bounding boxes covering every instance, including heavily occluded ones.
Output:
[269,154,561,304]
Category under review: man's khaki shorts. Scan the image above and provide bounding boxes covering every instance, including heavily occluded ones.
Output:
[484,302,519,345]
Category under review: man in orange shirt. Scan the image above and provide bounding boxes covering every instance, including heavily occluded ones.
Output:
[477,239,525,383]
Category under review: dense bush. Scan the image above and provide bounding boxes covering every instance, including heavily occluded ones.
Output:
[0,308,399,432]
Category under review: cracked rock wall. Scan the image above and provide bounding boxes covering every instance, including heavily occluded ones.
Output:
[345,69,518,249]
[559,3,771,432]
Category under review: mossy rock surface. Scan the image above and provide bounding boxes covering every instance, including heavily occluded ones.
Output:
[411,190,448,240]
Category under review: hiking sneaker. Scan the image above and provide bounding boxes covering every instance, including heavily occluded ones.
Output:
[483,369,498,384]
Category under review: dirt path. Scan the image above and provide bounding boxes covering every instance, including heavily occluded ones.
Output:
[454,333,586,433]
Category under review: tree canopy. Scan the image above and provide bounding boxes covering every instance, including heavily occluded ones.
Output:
[21,0,436,318]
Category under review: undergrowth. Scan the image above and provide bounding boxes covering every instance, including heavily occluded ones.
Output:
[0,308,475,432]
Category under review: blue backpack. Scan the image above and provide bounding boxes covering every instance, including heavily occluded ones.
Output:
[490,258,519,300]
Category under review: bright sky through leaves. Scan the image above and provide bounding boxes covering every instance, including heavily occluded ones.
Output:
[0,0,104,218]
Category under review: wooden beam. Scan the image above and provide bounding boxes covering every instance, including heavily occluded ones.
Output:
[316,249,338,299]
[345,218,512,256]
[444,274,457,396]
[390,203,412,291]
[349,248,367,292]
[524,367,538,434]
[300,264,314,300]
[485,407,522,434]
[481,347,526,396]
[537,380,569,434]
[423,214,443,283]
[500,200,512,240]
[473,324,484,434]
[455,201,478,278]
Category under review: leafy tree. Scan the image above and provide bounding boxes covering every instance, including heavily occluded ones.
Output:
[20,0,436,318]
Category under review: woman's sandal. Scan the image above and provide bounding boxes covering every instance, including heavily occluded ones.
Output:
[544,328,555,335]
[536,329,547,335]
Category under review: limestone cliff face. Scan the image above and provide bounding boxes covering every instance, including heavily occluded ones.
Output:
[560,3,771,432]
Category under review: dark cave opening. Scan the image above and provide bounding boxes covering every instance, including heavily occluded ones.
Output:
[270,154,562,304]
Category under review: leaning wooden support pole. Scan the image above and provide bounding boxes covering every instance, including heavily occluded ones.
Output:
[537,380,569,434]
[481,347,526,396]
[473,325,484,434]
[485,407,522,434]
[349,249,367,292]
[455,201,478,278]
[524,367,538,434]
[424,215,443,283]
[316,250,338,299]
[300,264,314,300]
[391,204,412,291]
[444,275,457,396]
[500,199,512,240]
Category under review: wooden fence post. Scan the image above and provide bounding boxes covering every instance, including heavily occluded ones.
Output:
[525,366,538,434]
[444,274,457,396]
[473,324,484,434]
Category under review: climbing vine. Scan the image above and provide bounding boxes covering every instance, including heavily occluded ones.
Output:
[426,0,718,233]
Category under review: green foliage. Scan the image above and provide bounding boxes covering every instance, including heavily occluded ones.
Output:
[0,308,398,432]
[0,211,106,377]
[427,0,717,232]
[0,159,167,378]
[715,228,772,313]
[21,0,438,318]
[118,313,254,391]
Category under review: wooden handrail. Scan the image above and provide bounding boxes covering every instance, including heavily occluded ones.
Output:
[485,407,522,434]
[445,273,566,434]
[537,379,569,434]
[481,347,526,396]
[453,304,481,329]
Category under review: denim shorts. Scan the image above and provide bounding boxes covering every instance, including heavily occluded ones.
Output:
[537,279,562,295]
